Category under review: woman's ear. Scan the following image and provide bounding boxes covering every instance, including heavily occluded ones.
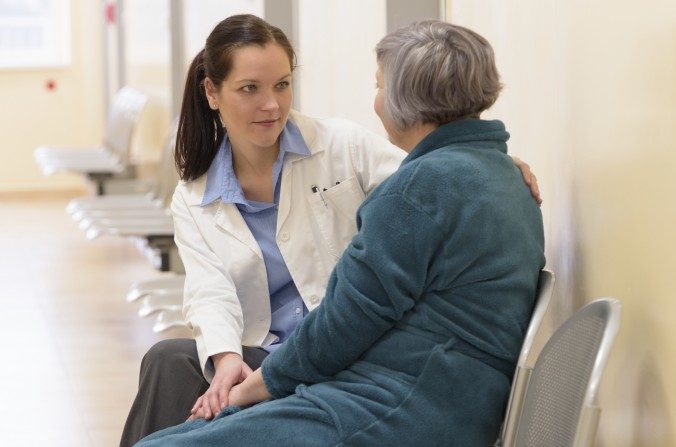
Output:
[204,77,218,108]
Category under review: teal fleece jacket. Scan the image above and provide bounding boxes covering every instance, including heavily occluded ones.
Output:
[262,119,545,397]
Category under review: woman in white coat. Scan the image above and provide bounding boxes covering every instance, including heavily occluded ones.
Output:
[120,14,540,447]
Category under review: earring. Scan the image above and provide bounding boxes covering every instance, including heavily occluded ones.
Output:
[210,103,218,110]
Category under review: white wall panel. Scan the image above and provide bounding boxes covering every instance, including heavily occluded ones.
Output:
[295,0,386,135]
[183,0,264,63]
[123,0,171,162]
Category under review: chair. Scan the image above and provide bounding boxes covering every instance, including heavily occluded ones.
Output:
[77,121,179,242]
[34,86,148,195]
[126,275,185,302]
[152,308,188,333]
[502,298,622,447]
[67,117,179,219]
[137,290,183,317]
[131,276,186,327]
[497,269,555,445]
[72,122,183,273]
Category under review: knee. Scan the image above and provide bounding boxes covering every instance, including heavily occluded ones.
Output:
[141,338,196,372]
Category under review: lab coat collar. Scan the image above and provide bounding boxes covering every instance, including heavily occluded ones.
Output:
[276,111,322,234]
[183,110,322,208]
[214,202,263,259]
[200,119,311,207]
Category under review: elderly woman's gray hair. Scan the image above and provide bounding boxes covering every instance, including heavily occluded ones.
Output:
[375,20,502,131]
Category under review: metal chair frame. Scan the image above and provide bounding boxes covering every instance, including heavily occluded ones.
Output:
[498,270,555,446]
[502,298,621,447]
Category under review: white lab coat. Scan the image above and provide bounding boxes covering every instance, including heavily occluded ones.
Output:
[171,110,405,378]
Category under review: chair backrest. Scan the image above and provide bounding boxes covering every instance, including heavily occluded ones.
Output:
[104,86,149,164]
[511,298,621,447]
[154,118,180,208]
[518,270,556,367]
[499,269,555,446]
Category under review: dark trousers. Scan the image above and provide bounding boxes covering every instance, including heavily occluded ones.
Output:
[119,338,269,447]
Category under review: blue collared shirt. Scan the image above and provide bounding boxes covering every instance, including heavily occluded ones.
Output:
[201,120,310,352]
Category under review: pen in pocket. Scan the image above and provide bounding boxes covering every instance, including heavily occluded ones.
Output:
[310,184,327,207]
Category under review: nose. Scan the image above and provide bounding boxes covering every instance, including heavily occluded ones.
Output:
[260,90,280,112]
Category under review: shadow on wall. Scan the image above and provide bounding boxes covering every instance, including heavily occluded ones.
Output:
[553,160,676,447]
[539,173,587,336]
[631,354,674,447]
[598,350,675,447]
[568,142,676,445]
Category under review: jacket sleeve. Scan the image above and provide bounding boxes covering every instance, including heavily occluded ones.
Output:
[171,185,244,382]
[348,125,405,195]
[261,193,443,398]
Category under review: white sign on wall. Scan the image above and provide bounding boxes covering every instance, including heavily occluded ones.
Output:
[0,0,70,69]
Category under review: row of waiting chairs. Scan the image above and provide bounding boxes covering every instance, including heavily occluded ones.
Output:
[34,86,188,333]
[34,88,622,446]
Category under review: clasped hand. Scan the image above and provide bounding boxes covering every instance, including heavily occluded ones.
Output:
[188,352,272,421]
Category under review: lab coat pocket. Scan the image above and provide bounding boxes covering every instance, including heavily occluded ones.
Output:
[308,176,365,258]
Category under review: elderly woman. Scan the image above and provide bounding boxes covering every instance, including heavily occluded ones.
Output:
[136,20,545,447]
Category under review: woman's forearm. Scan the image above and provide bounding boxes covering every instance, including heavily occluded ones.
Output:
[228,368,272,407]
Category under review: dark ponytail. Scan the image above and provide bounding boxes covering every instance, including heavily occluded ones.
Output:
[174,14,296,182]
[175,49,223,181]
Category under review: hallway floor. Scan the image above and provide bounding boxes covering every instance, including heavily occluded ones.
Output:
[0,193,190,446]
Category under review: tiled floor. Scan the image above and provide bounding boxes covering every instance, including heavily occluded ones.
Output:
[0,194,190,446]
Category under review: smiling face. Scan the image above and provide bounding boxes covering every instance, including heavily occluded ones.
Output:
[205,43,292,155]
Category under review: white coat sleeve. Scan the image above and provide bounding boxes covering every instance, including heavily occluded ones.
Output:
[171,185,244,382]
[348,125,406,194]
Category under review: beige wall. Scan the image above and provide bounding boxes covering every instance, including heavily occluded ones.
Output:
[448,0,676,445]
[295,0,387,135]
[123,0,172,164]
[0,0,104,192]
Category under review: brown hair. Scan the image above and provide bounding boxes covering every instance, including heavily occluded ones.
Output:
[175,14,296,181]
